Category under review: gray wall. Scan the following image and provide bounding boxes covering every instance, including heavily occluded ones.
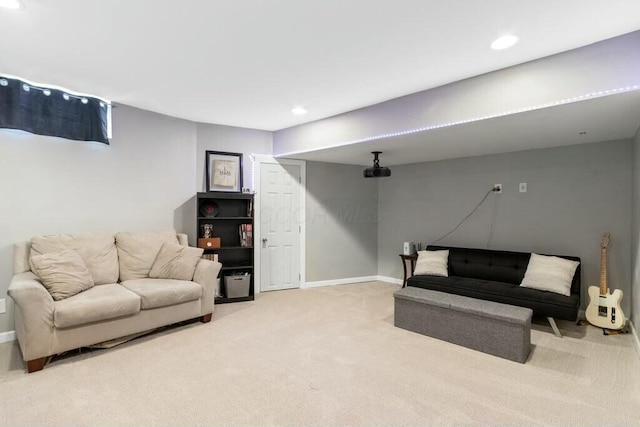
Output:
[632,125,640,330]
[378,140,632,314]
[194,123,273,246]
[0,105,198,333]
[306,162,378,281]
[196,123,273,194]
[274,31,640,156]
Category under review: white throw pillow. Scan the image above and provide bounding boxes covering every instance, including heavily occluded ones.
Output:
[149,242,204,281]
[413,250,449,277]
[31,249,95,301]
[520,253,579,296]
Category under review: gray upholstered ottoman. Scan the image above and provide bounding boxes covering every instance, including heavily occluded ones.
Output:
[394,287,532,363]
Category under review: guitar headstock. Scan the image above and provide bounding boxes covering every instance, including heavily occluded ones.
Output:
[601,233,610,249]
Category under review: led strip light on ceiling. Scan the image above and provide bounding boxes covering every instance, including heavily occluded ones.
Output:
[275,84,640,158]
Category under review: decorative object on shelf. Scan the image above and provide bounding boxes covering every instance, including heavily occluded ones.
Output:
[201,224,213,238]
[239,224,253,247]
[403,241,415,255]
[198,237,221,249]
[205,151,243,192]
[199,201,219,217]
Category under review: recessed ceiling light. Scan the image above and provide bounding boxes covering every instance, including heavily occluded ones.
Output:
[491,35,519,50]
[0,0,24,10]
[291,106,307,115]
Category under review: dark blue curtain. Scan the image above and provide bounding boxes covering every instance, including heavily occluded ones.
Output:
[0,76,109,144]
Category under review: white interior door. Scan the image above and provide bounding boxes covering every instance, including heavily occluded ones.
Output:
[260,162,302,291]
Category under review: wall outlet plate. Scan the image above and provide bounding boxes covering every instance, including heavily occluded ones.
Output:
[494,184,502,193]
[519,182,527,193]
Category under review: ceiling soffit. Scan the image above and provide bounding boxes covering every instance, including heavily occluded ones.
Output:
[272,32,640,163]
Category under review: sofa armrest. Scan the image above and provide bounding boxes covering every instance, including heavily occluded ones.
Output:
[193,259,222,315]
[7,272,54,361]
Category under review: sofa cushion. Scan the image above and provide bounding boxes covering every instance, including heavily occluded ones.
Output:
[30,232,119,285]
[115,230,179,281]
[408,275,580,320]
[31,249,95,301]
[149,242,204,281]
[54,284,141,328]
[121,279,202,309]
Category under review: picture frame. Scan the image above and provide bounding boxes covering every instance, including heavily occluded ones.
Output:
[205,151,243,192]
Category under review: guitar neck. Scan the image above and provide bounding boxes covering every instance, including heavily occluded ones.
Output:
[599,246,608,294]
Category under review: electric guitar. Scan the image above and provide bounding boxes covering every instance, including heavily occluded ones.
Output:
[585,233,626,330]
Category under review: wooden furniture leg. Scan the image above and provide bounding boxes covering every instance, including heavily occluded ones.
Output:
[200,313,212,323]
[401,255,409,288]
[27,357,47,373]
[399,254,418,288]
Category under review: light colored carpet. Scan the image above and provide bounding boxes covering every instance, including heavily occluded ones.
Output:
[0,281,639,426]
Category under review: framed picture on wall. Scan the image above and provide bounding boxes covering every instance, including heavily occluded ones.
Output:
[205,151,243,192]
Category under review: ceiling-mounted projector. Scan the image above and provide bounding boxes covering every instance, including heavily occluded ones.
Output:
[363,151,391,178]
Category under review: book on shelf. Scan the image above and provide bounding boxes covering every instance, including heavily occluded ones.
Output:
[239,223,253,247]
[201,254,218,261]
[247,199,253,217]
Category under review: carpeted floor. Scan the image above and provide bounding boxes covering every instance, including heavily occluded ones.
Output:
[0,281,639,426]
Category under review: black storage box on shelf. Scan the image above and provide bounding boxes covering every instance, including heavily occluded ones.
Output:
[225,274,251,298]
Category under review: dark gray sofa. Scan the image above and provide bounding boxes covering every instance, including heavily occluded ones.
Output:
[407,245,581,336]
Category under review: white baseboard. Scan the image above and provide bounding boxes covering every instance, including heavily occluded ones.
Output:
[302,276,379,288]
[377,275,403,285]
[0,330,16,344]
[631,321,640,361]
[302,275,403,288]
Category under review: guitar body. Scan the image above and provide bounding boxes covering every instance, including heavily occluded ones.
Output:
[585,286,625,330]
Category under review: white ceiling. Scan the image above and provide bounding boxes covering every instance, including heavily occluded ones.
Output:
[1,0,640,132]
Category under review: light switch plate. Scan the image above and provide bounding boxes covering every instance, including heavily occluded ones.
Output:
[0,299,6,314]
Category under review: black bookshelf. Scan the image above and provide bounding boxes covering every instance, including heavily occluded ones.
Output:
[197,192,254,304]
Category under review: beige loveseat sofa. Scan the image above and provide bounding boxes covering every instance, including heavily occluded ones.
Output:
[8,229,221,373]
